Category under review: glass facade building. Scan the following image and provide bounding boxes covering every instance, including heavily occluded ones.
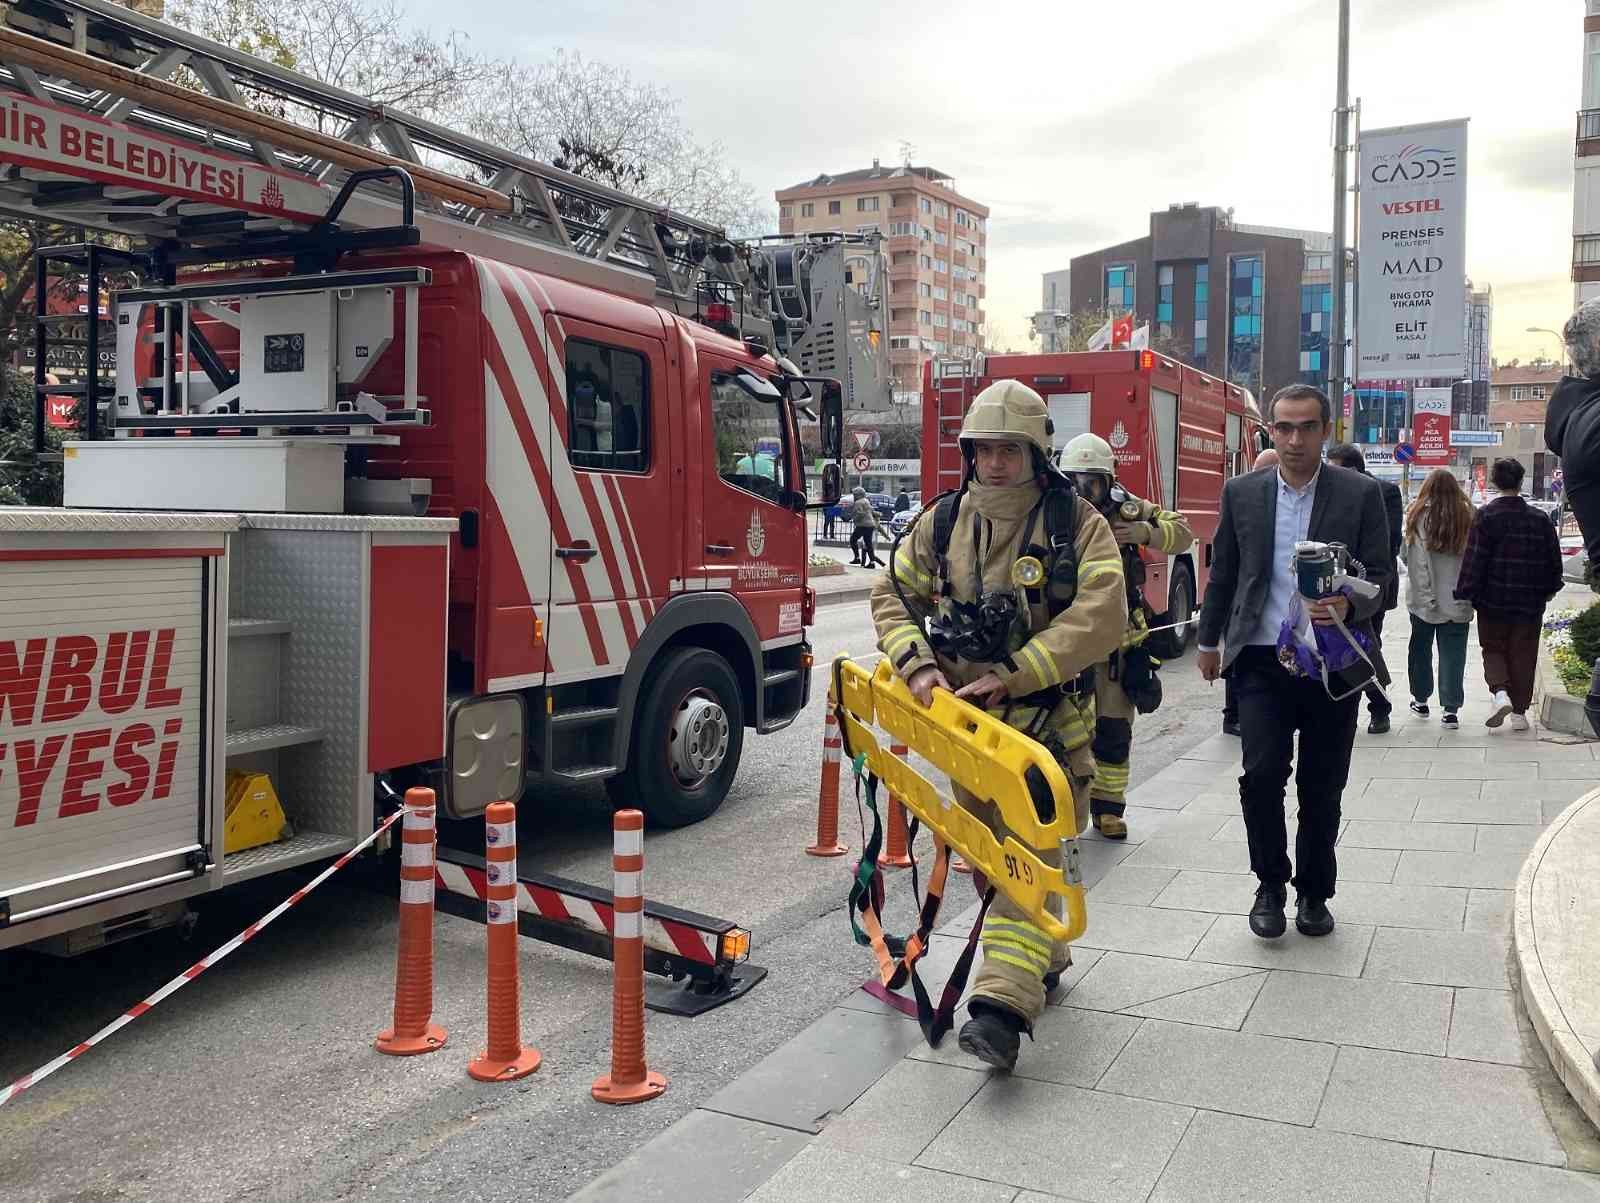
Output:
[1228,255,1263,394]
[1105,264,1135,312]
[1299,282,1332,392]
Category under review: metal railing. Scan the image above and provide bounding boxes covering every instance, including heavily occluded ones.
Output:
[1579,109,1600,141]
[1574,235,1600,269]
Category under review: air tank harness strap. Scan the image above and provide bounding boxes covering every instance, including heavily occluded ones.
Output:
[843,756,994,1048]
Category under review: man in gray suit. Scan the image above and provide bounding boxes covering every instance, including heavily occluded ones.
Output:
[1196,385,1392,940]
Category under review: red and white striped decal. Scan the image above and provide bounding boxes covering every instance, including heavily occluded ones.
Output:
[474,258,660,686]
[0,808,409,1109]
[434,860,716,966]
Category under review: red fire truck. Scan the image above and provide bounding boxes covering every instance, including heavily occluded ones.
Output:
[922,350,1271,650]
[0,0,860,958]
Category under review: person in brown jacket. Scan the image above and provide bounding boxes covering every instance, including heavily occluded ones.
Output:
[870,380,1126,1070]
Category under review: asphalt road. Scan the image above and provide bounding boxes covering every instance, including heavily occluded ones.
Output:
[0,599,1226,1203]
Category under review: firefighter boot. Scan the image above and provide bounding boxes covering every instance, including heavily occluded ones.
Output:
[958,999,1027,1071]
[1093,813,1128,840]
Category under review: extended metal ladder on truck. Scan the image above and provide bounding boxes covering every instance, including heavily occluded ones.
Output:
[0,0,866,1010]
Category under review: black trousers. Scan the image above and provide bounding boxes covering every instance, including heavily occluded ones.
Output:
[1362,609,1392,717]
[1232,645,1360,900]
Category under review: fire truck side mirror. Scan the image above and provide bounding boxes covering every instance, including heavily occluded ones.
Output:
[819,383,844,460]
[820,464,843,507]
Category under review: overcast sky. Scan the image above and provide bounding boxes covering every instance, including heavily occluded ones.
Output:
[410,0,1577,365]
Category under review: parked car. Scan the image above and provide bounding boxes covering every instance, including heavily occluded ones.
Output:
[889,503,923,540]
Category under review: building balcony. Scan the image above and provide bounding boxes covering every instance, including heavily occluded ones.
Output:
[888,207,915,221]
[889,348,924,365]
[889,319,920,336]
[887,234,920,254]
[1580,108,1600,156]
[1575,234,1600,282]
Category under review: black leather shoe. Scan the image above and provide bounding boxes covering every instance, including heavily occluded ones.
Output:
[958,1000,1026,1071]
[1368,713,1392,735]
[1296,895,1335,937]
[1222,715,1241,737]
[1042,967,1063,994]
[1249,882,1288,939]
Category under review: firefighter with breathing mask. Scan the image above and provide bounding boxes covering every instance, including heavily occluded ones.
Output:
[870,380,1126,1070]
[1059,433,1194,841]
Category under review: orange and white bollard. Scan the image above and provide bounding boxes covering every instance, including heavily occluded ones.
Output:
[952,855,973,875]
[879,742,913,869]
[467,801,541,1082]
[376,788,448,1056]
[593,809,667,1105]
[805,688,848,858]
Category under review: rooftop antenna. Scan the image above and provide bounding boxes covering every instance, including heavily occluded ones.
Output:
[899,140,915,167]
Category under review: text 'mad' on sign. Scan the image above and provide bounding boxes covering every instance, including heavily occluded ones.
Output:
[1411,387,1454,467]
[1357,118,1469,381]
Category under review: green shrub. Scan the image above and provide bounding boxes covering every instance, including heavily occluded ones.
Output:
[1570,603,1600,670]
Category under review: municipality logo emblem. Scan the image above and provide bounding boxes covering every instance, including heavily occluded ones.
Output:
[1109,421,1129,450]
[746,510,766,557]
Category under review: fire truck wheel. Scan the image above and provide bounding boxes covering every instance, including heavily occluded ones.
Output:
[610,646,746,827]
[1165,562,1195,655]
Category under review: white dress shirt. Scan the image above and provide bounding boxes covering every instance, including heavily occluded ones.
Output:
[1200,466,1321,653]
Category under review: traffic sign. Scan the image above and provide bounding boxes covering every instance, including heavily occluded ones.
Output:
[852,452,872,473]
[1394,443,1416,465]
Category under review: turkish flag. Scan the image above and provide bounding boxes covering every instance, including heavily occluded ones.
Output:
[1111,313,1134,349]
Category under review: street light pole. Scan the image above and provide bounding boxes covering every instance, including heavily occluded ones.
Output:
[1526,326,1568,369]
[1330,0,1352,442]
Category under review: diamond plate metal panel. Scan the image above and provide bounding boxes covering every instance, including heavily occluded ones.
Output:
[0,508,240,532]
[235,528,366,841]
[240,514,456,533]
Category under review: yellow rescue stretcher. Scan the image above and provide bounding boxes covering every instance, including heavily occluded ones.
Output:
[832,655,1088,943]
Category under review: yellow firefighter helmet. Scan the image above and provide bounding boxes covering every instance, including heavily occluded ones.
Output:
[1059,432,1116,476]
[958,380,1052,459]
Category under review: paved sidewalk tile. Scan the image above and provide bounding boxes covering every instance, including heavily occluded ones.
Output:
[1124,778,1212,810]
[1547,792,1596,822]
[1529,760,1600,780]
[1482,742,1597,764]
[1429,1150,1600,1201]
[1310,880,1468,931]
[814,1059,986,1164]
[1317,1046,1564,1165]
[1089,863,1180,906]
[1473,824,1543,854]
[1182,792,1249,815]
[1410,795,1542,825]
[1075,900,1218,958]
[1364,777,1474,801]
[1191,916,1376,977]
[1243,969,1451,1054]
[746,1144,1016,1203]
[1388,745,1483,763]
[1062,950,1260,1013]
[1463,889,1512,933]
[569,1109,810,1203]
[1338,789,1426,820]
[1392,848,1526,889]
[1122,972,1267,1030]
[1116,807,1232,843]
[702,1007,921,1132]
[1428,761,1539,780]
[1447,987,1534,1067]
[1150,869,1256,915]
[1152,759,1233,785]
[1177,733,1244,762]
[1362,928,1511,989]
[909,1004,1141,1089]
[1340,819,1477,852]
[1126,837,1400,883]
[1079,839,1139,889]
[1362,761,1432,780]
[1097,1017,1336,1124]
[1148,1111,1432,1203]
[916,1076,1193,1203]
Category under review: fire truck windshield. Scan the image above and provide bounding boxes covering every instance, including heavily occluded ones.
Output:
[711,369,791,505]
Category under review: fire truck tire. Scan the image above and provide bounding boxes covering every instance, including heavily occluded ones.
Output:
[1165,562,1195,655]
[609,646,746,828]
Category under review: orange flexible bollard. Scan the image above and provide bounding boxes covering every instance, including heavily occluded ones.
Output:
[376,788,448,1056]
[879,742,913,869]
[467,801,541,1082]
[805,688,848,857]
[593,809,667,1105]
[952,855,973,875]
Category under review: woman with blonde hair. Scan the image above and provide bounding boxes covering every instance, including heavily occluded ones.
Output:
[1404,469,1475,728]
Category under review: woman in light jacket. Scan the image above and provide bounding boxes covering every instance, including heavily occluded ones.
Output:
[1404,469,1476,728]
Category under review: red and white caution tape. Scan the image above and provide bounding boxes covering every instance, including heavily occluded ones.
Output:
[0,807,409,1108]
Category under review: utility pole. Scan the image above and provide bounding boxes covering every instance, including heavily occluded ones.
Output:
[1330,0,1352,442]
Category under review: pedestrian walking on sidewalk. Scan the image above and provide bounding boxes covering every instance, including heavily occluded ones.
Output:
[1402,469,1475,730]
[1327,444,1403,734]
[1454,458,1564,731]
[850,487,886,567]
[1196,385,1392,942]
[1222,448,1280,737]
[822,501,839,541]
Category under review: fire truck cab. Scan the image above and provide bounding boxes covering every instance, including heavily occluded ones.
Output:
[922,350,1270,650]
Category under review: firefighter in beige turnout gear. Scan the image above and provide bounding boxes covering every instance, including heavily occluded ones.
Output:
[1060,433,1195,841]
[870,381,1126,1070]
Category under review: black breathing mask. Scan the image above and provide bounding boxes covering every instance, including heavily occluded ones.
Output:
[926,590,1024,665]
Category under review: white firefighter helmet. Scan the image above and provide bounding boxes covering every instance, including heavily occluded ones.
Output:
[958,380,1052,459]
[1060,432,1116,476]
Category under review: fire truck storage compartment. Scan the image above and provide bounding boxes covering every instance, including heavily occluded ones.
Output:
[223,515,453,884]
[65,439,347,514]
[0,511,453,950]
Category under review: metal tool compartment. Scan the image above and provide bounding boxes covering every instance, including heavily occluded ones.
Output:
[222,514,453,884]
[0,510,234,947]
